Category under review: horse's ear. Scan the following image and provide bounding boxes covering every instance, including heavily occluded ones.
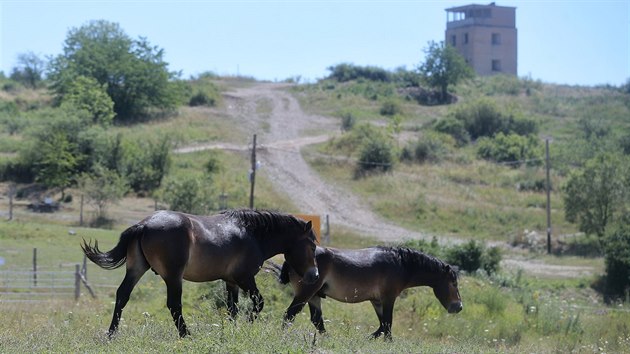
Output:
[304,220,313,232]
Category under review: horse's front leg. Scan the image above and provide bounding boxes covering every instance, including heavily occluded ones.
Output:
[308,296,326,333]
[369,299,395,340]
[225,281,240,320]
[284,297,307,328]
[238,277,264,322]
[370,299,395,341]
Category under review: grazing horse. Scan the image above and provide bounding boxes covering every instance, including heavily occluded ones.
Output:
[82,209,319,338]
[275,246,462,340]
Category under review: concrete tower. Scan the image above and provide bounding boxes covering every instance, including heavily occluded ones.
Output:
[445,3,517,76]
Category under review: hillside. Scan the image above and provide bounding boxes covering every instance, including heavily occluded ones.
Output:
[3,74,626,279]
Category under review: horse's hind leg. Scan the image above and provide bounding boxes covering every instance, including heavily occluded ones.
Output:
[164,275,190,338]
[308,296,326,333]
[108,266,148,337]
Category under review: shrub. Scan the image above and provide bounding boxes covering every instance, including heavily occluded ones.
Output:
[603,221,630,300]
[189,91,216,107]
[379,100,402,116]
[401,237,443,258]
[407,132,454,164]
[161,176,213,214]
[327,63,391,82]
[340,111,356,132]
[446,240,483,273]
[433,116,470,146]
[482,246,502,275]
[355,136,394,177]
[448,98,538,140]
[477,133,543,167]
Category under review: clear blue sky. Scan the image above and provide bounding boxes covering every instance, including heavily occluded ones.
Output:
[1,0,628,86]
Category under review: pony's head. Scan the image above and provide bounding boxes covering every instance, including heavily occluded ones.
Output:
[432,264,463,314]
[283,220,319,284]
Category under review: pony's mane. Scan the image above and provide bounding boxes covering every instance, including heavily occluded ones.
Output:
[378,246,452,276]
[222,209,304,237]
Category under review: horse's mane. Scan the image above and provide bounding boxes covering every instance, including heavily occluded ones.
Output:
[378,246,453,276]
[222,209,304,237]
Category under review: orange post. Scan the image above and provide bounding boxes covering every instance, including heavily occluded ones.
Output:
[293,214,321,244]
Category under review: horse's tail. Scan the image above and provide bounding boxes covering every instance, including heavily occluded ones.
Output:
[262,260,292,285]
[81,224,145,270]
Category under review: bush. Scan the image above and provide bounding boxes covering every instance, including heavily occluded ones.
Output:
[433,116,470,146]
[340,111,356,132]
[482,246,502,275]
[161,176,213,214]
[355,136,394,177]
[446,240,483,273]
[477,133,543,167]
[379,100,402,116]
[406,132,454,164]
[603,221,630,300]
[401,237,443,258]
[327,63,391,82]
[448,98,538,140]
[189,91,216,107]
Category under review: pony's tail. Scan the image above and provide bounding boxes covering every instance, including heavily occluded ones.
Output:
[81,224,145,270]
[262,260,292,285]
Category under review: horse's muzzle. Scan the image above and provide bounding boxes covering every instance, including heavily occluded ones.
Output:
[448,302,463,314]
[302,267,319,284]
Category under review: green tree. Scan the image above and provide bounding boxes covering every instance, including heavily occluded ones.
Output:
[19,111,87,197]
[79,165,129,220]
[161,176,212,214]
[10,52,45,88]
[60,75,115,126]
[34,131,78,198]
[121,137,171,194]
[48,20,182,122]
[418,41,474,104]
[563,153,630,239]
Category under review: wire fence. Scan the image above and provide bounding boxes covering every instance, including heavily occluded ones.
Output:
[0,251,113,304]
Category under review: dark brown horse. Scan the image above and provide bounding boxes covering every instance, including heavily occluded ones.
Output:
[275,246,462,340]
[82,209,319,338]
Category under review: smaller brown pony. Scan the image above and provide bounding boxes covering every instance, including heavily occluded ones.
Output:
[274,245,462,340]
[82,209,319,338]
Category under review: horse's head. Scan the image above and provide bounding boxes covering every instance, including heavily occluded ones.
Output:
[284,220,319,284]
[432,264,463,314]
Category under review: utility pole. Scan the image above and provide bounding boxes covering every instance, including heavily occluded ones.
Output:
[8,184,15,221]
[546,139,551,254]
[249,134,257,209]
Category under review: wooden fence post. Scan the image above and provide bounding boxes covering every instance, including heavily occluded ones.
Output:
[325,214,330,244]
[33,248,37,287]
[75,264,80,301]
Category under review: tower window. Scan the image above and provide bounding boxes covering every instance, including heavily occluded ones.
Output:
[492,60,502,72]
[451,35,456,46]
[464,33,469,44]
[492,33,501,45]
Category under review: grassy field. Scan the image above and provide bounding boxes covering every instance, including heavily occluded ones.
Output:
[0,221,628,353]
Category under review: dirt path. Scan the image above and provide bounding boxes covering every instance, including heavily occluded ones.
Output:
[210,83,442,244]
[177,82,596,278]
